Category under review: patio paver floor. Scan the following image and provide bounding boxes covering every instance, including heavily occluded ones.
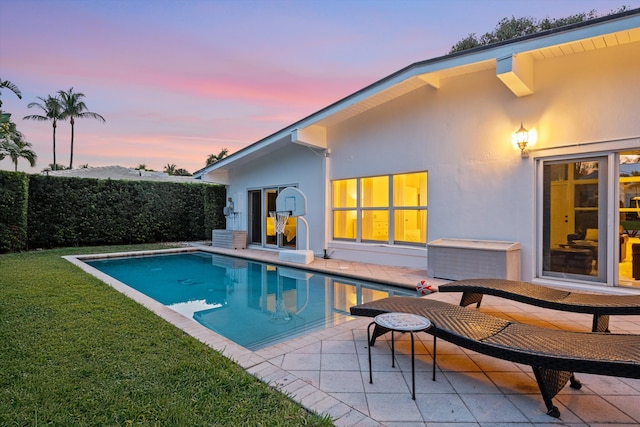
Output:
[126,245,640,426]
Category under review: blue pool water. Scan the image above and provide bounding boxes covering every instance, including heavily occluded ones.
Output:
[86,251,415,350]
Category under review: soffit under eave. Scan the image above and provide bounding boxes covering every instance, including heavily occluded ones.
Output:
[497,26,640,96]
[529,26,640,59]
[201,169,229,185]
[312,60,495,128]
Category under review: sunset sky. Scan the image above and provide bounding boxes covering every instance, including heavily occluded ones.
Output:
[2,0,638,173]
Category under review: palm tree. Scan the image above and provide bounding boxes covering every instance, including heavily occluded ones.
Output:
[1,79,22,137]
[0,78,22,107]
[0,120,16,161]
[58,88,105,169]
[206,148,229,166]
[24,95,63,171]
[0,108,14,146]
[6,134,37,172]
[1,121,37,171]
[164,163,177,175]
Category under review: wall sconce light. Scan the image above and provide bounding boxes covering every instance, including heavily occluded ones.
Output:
[512,122,534,158]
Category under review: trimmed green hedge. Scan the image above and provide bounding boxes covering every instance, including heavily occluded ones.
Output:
[0,171,29,253]
[204,184,227,237]
[0,171,226,251]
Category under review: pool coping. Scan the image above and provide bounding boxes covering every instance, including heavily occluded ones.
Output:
[69,245,422,290]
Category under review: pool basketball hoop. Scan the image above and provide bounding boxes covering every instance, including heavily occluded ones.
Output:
[269,210,290,235]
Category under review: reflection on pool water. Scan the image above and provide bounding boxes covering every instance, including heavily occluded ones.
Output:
[86,251,415,350]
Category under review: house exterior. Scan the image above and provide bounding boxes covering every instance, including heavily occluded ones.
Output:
[195,10,640,292]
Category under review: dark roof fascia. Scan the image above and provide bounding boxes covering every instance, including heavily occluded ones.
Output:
[194,8,640,179]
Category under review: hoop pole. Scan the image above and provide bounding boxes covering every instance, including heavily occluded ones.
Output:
[298,216,310,251]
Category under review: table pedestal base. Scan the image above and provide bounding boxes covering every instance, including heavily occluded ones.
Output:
[367,313,436,400]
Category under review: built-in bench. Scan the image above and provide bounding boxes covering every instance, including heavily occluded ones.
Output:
[437,278,640,332]
[350,296,640,418]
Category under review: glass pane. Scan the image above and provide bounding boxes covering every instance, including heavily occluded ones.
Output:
[333,210,356,239]
[361,176,388,207]
[619,155,640,227]
[265,189,278,245]
[618,153,640,286]
[393,172,427,207]
[248,190,262,244]
[282,216,296,248]
[362,210,388,241]
[542,159,605,282]
[394,209,426,243]
[332,179,357,208]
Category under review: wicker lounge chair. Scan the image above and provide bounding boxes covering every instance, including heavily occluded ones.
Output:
[350,296,640,418]
[438,278,640,332]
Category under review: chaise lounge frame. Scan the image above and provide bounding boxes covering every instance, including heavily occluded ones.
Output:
[350,296,640,418]
[438,278,640,332]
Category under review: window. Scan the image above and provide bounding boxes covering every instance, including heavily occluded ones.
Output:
[332,172,427,245]
[393,172,427,244]
[332,179,357,239]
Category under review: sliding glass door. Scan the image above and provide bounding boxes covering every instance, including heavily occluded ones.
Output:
[541,157,608,283]
[247,187,297,249]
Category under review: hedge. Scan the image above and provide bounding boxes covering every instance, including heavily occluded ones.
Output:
[0,171,29,253]
[0,171,226,251]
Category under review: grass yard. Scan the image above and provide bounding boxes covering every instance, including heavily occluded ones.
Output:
[0,245,333,426]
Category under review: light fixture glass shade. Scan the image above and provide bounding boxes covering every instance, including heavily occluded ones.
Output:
[515,122,529,144]
[513,122,530,157]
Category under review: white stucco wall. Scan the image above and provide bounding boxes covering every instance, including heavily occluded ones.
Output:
[211,36,640,283]
[225,143,327,254]
[326,40,640,278]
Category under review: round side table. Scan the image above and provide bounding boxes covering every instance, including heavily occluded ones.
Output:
[367,312,436,400]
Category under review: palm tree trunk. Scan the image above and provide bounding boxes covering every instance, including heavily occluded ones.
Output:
[52,121,57,171]
[69,118,75,169]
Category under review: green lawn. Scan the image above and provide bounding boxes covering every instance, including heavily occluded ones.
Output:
[0,245,333,426]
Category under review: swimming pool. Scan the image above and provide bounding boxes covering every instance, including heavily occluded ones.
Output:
[84,250,415,350]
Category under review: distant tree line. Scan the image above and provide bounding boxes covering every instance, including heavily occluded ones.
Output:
[449,6,631,53]
[154,147,229,176]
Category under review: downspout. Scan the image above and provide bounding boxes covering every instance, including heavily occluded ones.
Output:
[323,148,331,258]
